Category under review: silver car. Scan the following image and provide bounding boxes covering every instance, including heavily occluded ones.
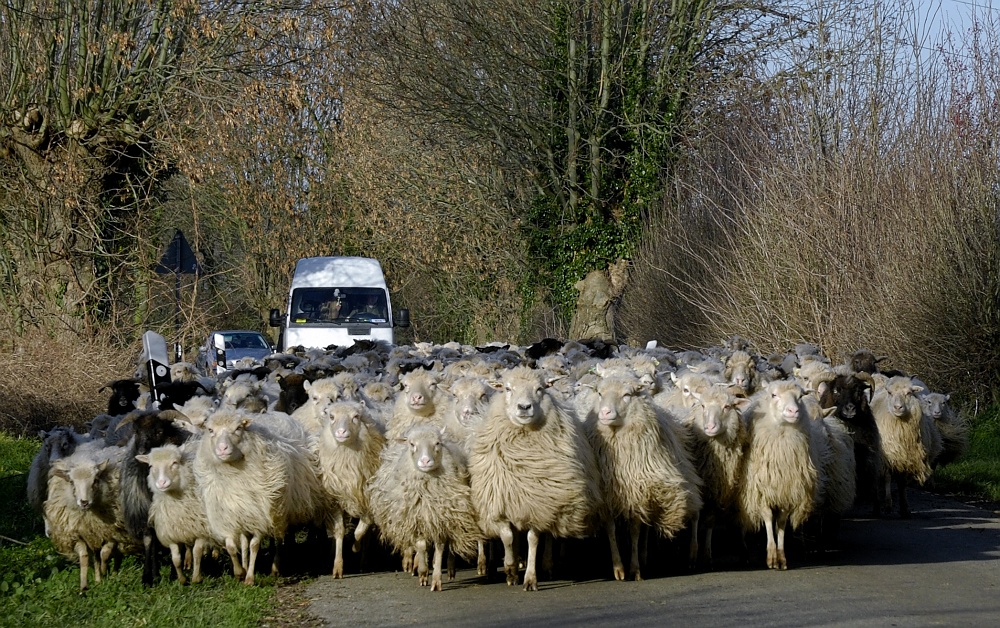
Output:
[196,330,274,375]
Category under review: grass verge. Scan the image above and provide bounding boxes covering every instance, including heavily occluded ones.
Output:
[0,433,277,628]
[932,404,1000,503]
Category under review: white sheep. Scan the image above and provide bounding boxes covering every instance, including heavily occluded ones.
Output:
[738,380,823,570]
[919,391,968,468]
[468,365,602,591]
[723,350,759,397]
[193,409,331,585]
[135,442,213,584]
[369,424,480,591]
[588,375,703,580]
[870,376,942,517]
[386,368,452,441]
[44,443,138,590]
[686,384,749,567]
[27,426,91,521]
[313,400,386,578]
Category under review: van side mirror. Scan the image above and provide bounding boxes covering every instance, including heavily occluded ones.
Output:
[395,308,410,328]
[269,308,283,327]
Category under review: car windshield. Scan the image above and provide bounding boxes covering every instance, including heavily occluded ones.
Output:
[224,333,270,350]
[290,288,388,324]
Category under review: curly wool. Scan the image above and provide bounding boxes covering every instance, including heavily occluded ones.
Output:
[368,427,480,560]
[469,367,601,538]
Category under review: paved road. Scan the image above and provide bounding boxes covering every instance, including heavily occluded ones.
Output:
[303,491,1000,627]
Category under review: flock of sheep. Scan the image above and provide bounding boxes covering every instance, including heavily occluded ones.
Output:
[27,336,969,592]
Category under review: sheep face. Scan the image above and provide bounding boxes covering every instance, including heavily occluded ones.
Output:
[138,445,185,494]
[724,351,756,395]
[400,369,441,417]
[53,458,111,511]
[919,392,951,422]
[594,377,643,428]
[691,386,741,438]
[404,426,444,473]
[765,381,807,425]
[41,427,84,463]
[449,377,495,428]
[204,413,250,463]
[325,401,370,445]
[500,367,547,427]
[119,411,188,456]
[884,377,923,419]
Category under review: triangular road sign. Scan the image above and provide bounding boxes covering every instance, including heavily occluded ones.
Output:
[155,229,201,275]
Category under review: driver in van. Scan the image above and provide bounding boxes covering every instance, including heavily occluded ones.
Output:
[348,293,386,319]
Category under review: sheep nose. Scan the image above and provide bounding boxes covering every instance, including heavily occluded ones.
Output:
[410,394,424,405]
[78,499,91,509]
[156,479,171,490]
[334,428,350,441]
[517,402,532,413]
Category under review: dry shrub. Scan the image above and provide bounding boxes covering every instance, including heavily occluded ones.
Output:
[0,330,135,436]
[620,11,1000,399]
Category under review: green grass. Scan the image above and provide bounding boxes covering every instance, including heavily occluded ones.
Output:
[933,404,1000,502]
[0,433,277,628]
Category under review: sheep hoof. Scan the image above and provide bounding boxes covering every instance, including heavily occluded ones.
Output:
[477,558,487,576]
[631,569,642,582]
[504,566,518,586]
[419,574,429,587]
[523,575,538,592]
[431,578,442,592]
[332,566,343,579]
[613,566,625,581]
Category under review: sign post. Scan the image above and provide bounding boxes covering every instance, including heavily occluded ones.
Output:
[155,229,201,361]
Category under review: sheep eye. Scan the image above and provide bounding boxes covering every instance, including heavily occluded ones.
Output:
[622,394,632,402]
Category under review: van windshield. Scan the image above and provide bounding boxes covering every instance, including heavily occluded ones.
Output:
[290,288,389,325]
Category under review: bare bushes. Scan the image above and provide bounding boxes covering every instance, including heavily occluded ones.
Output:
[619,22,1000,399]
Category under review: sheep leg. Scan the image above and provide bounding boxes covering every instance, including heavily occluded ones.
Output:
[169,543,187,585]
[704,524,715,570]
[897,474,910,518]
[523,528,539,591]
[402,546,415,574]
[244,534,261,586]
[416,539,430,587]
[763,508,778,569]
[881,471,893,515]
[629,518,643,581]
[271,535,283,576]
[241,534,249,574]
[431,541,445,592]
[476,539,488,576]
[184,544,193,571]
[99,541,115,577]
[541,533,553,580]
[687,512,700,571]
[500,522,518,586]
[352,517,370,553]
[225,536,246,581]
[447,542,456,581]
[606,519,625,581]
[141,531,159,587]
[76,540,90,591]
[191,538,206,584]
[332,514,346,579]
[774,510,789,571]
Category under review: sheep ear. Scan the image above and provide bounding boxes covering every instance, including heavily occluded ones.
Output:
[593,363,606,377]
[52,467,70,481]
[911,385,924,395]
[239,418,251,429]
[135,454,150,464]
[96,459,110,474]
[487,380,503,391]
[876,355,888,363]
[734,398,753,413]
[669,372,680,384]
[822,407,837,418]
[544,374,565,388]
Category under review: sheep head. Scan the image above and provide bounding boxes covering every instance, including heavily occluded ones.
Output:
[499,366,549,427]
[402,425,445,473]
[399,369,441,417]
[765,380,808,425]
[52,456,112,511]
[594,376,644,429]
[203,410,251,462]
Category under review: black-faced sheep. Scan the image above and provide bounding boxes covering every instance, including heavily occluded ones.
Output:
[738,380,823,570]
[588,375,702,580]
[468,366,602,591]
[369,424,480,591]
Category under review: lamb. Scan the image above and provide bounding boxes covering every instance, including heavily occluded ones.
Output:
[115,409,190,586]
[27,426,91,519]
[686,385,749,568]
[468,365,602,591]
[369,424,480,591]
[136,443,212,584]
[870,376,943,517]
[588,375,702,580]
[193,408,330,585]
[313,401,386,578]
[44,443,138,590]
[738,380,823,570]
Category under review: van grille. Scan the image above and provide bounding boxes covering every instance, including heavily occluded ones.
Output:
[347,325,372,336]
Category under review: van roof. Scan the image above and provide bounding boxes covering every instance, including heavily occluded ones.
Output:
[290,256,388,290]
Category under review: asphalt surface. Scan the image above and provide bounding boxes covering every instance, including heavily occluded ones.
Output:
[303,491,1000,627]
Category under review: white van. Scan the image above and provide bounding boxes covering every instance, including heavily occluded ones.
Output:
[269,256,409,350]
